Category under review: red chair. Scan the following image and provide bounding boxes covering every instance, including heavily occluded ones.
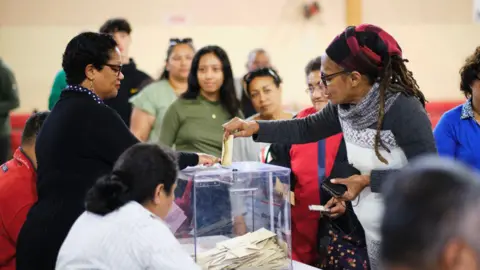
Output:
[425,101,464,129]
[10,113,31,131]
[9,113,33,154]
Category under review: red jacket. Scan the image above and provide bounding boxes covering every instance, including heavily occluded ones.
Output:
[288,107,343,265]
[0,148,36,270]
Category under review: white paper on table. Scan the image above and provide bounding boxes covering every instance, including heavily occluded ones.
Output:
[164,202,187,233]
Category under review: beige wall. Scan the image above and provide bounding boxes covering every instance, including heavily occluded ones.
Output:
[0,0,476,112]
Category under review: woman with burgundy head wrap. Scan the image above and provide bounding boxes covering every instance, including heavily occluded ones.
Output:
[223,24,437,268]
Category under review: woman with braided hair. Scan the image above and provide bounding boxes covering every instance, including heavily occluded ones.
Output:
[222,24,437,268]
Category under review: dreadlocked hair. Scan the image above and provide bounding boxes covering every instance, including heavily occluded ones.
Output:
[390,56,426,107]
[373,55,426,164]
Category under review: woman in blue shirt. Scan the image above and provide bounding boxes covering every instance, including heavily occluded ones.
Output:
[434,47,480,171]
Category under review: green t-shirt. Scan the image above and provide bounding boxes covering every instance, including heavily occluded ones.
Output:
[160,95,242,157]
[49,69,67,110]
[129,80,177,143]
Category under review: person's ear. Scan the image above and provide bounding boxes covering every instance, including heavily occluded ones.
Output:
[349,71,362,88]
[153,184,165,205]
[85,64,96,81]
[442,239,467,270]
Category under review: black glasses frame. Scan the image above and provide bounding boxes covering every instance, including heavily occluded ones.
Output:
[104,64,123,77]
[321,70,350,86]
[305,81,326,94]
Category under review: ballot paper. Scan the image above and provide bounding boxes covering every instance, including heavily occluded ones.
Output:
[274,177,295,206]
[221,135,234,166]
[196,228,290,270]
[308,204,327,212]
[164,202,187,233]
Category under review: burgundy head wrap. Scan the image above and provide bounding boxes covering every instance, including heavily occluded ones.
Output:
[326,24,402,76]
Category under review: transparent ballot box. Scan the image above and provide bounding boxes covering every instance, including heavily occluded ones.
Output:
[170,162,292,270]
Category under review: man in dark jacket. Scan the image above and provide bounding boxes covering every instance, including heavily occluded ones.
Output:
[0,58,20,164]
[100,18,152,126]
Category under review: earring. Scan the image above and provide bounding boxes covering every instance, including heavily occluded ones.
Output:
[89,79,94,91]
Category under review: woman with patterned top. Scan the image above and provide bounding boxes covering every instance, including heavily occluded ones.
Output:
[267,57,368,269]
[223,24,437,269]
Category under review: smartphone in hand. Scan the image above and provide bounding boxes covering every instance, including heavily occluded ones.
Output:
[321,179,347,198]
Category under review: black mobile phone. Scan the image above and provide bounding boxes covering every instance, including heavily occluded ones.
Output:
[321,162,360,198]
[321,179,347,198]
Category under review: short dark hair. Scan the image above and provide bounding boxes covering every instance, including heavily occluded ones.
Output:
[182,45,240,118]
[99,18,132,34]
[381,155,480,269]
[459,46,480,98]
[243,67,282,96]
[85,143,178,215]
[62,32,117,85]
[21,111,50,145]
[305,56,322,75]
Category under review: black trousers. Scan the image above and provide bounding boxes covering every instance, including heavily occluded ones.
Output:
[0,135,11,164]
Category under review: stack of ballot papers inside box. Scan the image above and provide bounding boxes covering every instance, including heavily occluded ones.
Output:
[196,228,290,270]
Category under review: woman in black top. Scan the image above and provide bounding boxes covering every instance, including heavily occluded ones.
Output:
[16,32,217,270]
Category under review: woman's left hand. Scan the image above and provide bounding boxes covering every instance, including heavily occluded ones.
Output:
[197,153,220,166]
[324,197,346,219]
[331,175,370,201]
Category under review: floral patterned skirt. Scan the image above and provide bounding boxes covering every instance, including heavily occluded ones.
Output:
[318,229,370,270]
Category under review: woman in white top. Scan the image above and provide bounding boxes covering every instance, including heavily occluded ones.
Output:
[56,143,200,270]
[232,67,293,162]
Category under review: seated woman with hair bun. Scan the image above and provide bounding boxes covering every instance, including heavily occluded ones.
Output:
[56,143,201,270]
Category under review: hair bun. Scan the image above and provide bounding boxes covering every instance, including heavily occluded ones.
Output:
[101,175,129,197]
[84,173,131,215]
[111,170,133,188]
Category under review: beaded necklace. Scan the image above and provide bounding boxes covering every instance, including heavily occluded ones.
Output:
[64,85,103,105]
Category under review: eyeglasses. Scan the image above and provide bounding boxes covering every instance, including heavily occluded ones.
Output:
[169,38,193,46]
[104,64,123,77]
[321,70,350,86]
[305,81,326,95]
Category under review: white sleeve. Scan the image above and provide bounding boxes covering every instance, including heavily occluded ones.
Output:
[232,137,247,162]
[135,222,202,270]
[149,244,201,270]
